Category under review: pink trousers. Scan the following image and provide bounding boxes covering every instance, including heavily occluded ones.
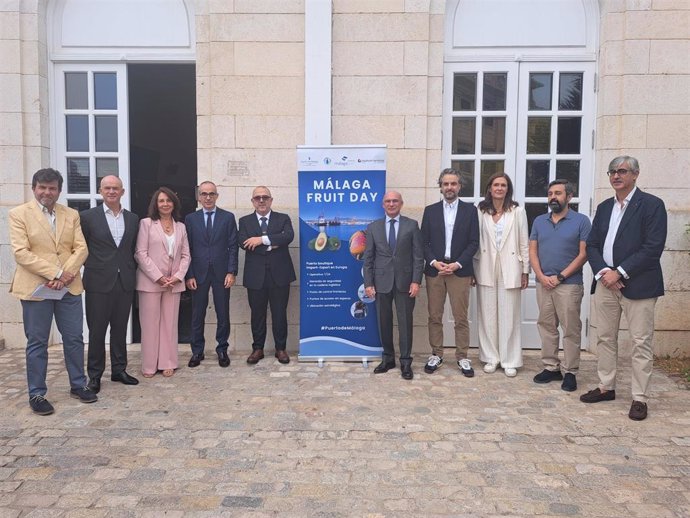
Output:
[138,290,181,375]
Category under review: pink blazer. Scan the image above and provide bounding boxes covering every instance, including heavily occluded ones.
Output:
[135,218,190,293]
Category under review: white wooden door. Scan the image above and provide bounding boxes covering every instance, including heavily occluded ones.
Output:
[443,61,596,349]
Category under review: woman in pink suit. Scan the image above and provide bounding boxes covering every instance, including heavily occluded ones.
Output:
[135,187,190,378]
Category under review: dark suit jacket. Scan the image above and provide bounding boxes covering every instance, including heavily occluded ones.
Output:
[587,188,666,299]
[184,208,239,284]
[238,211,296,290]
[80,206,139,292]
[363,216,424,294]
[421,200,479,277]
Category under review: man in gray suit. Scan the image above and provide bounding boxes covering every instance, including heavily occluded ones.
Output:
[363,191,424,380]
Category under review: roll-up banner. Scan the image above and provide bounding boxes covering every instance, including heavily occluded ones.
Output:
[297,146,386,361]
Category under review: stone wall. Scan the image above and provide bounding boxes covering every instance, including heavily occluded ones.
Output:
[593,0,690,356]
[0,0,50,348]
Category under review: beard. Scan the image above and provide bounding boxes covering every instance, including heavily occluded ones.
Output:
[549,199,565,213]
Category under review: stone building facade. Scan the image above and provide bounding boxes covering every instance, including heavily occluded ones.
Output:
[0,0,687,356]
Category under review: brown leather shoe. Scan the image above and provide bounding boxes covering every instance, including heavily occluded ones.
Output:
[275,349,290,364]
[246,349,265,364]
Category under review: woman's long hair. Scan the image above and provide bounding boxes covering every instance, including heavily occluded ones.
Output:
[147,186,182,222]
[478,172,519,215]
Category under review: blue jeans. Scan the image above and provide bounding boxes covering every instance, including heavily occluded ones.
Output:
[22,293,87,398]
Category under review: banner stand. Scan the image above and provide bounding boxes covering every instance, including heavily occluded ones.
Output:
[297,145,386,363]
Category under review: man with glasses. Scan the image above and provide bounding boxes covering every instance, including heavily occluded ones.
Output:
[580,156,667,421]
[530,179,591,392]
[185,181,238,368]
[239,186,296,365]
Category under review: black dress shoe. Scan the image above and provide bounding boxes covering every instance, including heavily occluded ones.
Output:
[111,371,139,385]
[401,364,414,380]
[188,353,205,368]
[373,361,396,374]
[218,351,230,368]
[87,378,101,394]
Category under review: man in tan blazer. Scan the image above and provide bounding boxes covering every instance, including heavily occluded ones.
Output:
[9,168,96,415]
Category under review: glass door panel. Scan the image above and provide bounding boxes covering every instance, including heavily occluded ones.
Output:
[444,63,518,200]
[54,63,130,211]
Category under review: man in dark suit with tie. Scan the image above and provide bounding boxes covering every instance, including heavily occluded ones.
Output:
[363,191,424,380]
[421,168,479,377]
[81,175,139,393]
[580,156,667,421]
[185,181,239,368]
[239,186,296,365]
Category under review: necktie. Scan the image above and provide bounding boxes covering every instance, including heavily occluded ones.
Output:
[260,216,268,235]
[388,219,396,252]
[206,211,214,236]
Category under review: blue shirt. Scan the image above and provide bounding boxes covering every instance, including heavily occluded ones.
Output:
[529,210,591,284]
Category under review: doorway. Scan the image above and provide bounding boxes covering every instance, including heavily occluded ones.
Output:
[128,63,197,343]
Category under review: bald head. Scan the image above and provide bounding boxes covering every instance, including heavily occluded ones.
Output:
[382,190,403,218]
[99,175,125,211]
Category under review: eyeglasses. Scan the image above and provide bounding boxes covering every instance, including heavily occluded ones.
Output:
[606,168,634,177]
[253,195,271,202]
[199,192,218,198]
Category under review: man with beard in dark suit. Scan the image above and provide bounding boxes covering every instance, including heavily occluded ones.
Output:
[81,175,139,393]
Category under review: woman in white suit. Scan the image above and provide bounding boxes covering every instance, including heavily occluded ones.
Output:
[135,187,190,378]
[473,173,529,377]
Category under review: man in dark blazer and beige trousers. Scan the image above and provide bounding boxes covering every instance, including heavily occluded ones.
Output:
[580,156,667,421]
[80,175,140,393]
[363,191,424,380]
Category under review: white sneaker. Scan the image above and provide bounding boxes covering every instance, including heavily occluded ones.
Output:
[424,355,443,374]
[483,362,497,374]
[457,358,474,378]
[504,367,517,377]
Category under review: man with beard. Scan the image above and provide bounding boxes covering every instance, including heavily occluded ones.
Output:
[421,168,479,377]
[529,179,591,392]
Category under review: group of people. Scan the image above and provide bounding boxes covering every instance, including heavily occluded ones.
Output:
[9,154,666,422]
[9,169,294,416]
[362,156,666,421]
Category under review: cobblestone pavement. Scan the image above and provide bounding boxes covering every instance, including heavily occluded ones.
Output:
[0,347,688,517]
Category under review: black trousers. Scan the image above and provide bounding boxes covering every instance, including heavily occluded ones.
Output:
[247,268,290,351]
[86,275,133,379]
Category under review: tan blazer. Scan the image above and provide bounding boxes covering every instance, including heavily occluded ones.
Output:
[9,201,88,300]
[134,218,190,293]
[473,206,530,289]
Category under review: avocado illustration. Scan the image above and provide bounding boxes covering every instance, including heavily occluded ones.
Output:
[314,231,328,251]
[327,236,341,251]
[307,238,317,250]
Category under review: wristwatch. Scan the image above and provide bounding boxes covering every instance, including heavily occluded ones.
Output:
[556,273,566,282]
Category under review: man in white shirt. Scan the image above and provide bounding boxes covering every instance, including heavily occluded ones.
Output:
[81,175,140,393]
[580,156,667,421]
[420,169,480,377]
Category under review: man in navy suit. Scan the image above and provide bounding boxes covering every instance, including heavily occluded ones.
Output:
[81,175,140,393]
[239,186,296,365]
[580,156,667,421]
[185,181,238,368]
[363,191,424,380]
[421,169,479,377]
